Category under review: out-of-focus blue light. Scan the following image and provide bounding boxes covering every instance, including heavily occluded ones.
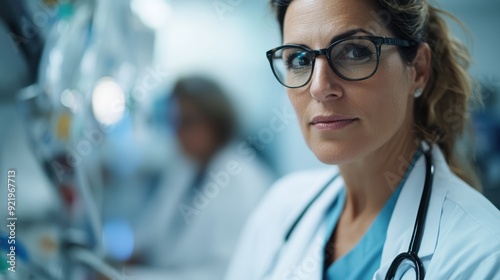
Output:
[102,219,134,261]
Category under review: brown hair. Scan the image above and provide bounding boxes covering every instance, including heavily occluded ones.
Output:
[171,76,237,149]
[271,0,481,189]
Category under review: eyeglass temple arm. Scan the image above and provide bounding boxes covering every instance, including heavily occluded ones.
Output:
[382,37,418,47]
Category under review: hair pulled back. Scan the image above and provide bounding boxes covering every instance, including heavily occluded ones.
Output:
[271,0,480,188]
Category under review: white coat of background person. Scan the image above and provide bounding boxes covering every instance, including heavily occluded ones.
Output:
[132,76,275,280]
[226,0,500,279]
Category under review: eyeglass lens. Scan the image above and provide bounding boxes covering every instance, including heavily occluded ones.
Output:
[271,38,379,87]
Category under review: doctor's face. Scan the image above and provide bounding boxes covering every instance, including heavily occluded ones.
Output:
[283,0,417,165]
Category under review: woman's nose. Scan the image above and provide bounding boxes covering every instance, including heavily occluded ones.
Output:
[308,57,344,101]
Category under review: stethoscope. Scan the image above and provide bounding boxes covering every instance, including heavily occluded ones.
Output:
[283,145,434,280]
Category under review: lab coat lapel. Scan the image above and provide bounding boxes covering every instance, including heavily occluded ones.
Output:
[268,171,344,280]
[376,146,448,279]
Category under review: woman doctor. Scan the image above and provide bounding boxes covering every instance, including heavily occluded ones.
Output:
[226,0,500,279]
[132,76,274,280]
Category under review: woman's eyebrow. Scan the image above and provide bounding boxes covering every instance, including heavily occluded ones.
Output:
[329,28,373,45]
[284,28,373,47]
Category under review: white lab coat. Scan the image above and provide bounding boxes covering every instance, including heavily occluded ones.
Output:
[133,143,274,280]
[226,146,500,279]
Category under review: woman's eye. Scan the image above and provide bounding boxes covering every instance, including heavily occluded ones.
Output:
[286,52,312,69]
[340,44,374,61]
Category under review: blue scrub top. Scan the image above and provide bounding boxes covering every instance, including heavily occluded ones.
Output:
[323,150,422,279]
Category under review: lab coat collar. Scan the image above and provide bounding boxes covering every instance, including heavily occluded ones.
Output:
[267,168,343,280]
[378,145,449,273]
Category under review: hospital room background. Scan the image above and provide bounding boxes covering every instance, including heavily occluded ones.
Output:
[0,0,499,279]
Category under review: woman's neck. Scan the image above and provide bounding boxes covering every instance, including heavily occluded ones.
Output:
[338,133,420,221]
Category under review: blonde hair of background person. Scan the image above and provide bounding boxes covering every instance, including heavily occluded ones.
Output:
[225,0,500,279]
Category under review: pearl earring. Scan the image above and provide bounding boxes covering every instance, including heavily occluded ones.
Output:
[414,88,423,98]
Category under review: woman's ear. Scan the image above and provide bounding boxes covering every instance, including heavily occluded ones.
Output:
[412,43,431,90]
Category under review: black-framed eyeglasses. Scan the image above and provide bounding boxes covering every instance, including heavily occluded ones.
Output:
[266,36,417,88]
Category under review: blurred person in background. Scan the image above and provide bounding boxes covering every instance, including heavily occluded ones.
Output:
[131,75,274,279]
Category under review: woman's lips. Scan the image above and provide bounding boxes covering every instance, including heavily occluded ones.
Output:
[310,115,358,131]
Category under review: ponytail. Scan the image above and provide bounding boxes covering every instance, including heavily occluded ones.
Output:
[377,0,481,189]
[416,6,480,189]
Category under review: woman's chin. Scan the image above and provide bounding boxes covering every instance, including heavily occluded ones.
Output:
[312,146,360,166]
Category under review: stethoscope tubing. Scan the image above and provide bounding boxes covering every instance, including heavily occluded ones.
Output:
[385,147,434,280]
[284,174,340,242]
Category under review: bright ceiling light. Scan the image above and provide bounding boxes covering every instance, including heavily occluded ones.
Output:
[92,77,126,126]
[131,0,172,30]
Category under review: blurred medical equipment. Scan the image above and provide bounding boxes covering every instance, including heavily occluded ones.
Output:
[0,0,44,98]
[1,0,164,278]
